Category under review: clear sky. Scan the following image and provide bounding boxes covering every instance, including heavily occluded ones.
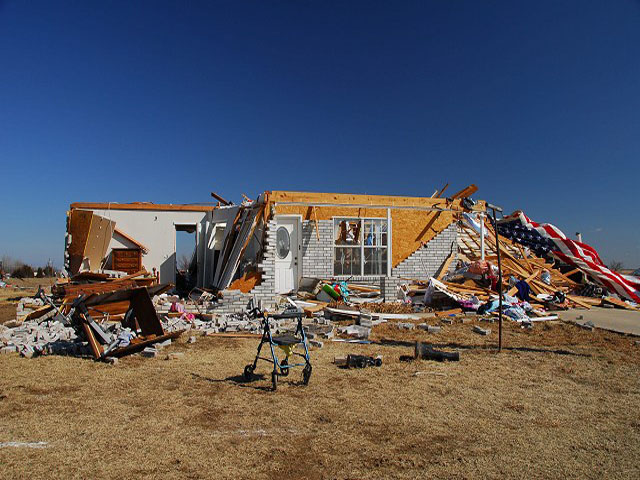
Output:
[1,1,638,269]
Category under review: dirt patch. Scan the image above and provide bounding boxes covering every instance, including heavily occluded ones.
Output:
[0,303,17,324]
[0,278,55,324]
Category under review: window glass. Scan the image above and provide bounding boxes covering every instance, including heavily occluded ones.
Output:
[364,247,388,275]
[334,247,362,276]
[334,218,388,276]
[334,219,361,245]
[363,219,387,246]
[276,227,290,259]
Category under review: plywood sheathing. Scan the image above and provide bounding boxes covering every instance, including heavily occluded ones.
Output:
[67,209,94,275]
[83,214,116,271]
[269,191,476,267]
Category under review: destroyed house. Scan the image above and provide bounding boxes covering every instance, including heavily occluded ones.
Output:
[65,188,483,311]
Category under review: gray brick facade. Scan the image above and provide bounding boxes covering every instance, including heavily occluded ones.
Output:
[301,219,333,279]
[391,222,458,279]
[382,222,458,301]
[214,220,278,313]
[216,217,459,310]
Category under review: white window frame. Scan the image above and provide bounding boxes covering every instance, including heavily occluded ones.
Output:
[332,216,390,277]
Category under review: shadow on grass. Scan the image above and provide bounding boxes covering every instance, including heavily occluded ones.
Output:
[190,372,306,392]
[376,338,592,357]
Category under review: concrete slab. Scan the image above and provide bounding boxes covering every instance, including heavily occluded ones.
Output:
[561,307,640,336]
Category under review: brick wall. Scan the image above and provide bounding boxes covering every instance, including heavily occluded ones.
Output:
[301,219,333,279]
[391,222,458,279]
[214,219,277,314]
[215,218,459,310]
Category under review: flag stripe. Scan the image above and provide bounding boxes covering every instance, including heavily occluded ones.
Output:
[497,211,639,304]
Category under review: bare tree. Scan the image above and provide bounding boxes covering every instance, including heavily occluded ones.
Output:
[608,260,624,272]
[177,254,191,272]
[1,255,21,274]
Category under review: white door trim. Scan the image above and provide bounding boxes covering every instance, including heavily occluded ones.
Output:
[274,215,302,293]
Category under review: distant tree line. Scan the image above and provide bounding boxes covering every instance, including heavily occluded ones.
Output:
[0,255,57,279]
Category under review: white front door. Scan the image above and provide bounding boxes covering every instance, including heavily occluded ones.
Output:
[274,217,300,294]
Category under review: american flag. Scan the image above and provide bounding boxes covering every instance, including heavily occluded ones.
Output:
[497,211,640,304]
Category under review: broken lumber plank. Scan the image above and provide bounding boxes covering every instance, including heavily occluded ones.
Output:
[22,304,54,322]
[436,252,456,281]
[507,270,540,297]
[210,192,231,205]
[565,295,594,309]
[450,184,478,199]
[113,228,149,253]
[601,296,640,311]
[432,183,450,198]
[516,245,534,273]
[313,206,320,241]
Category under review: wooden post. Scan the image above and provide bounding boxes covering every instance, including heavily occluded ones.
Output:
[312,206,320,241]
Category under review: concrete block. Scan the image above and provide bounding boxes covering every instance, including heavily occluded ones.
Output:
[1,345,18,354]
[397,322,415,330]
[473,326,491,336]
[20,344,35,358]
[141,347,157,358]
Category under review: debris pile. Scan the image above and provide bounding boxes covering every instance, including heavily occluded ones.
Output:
[0,319,83,357]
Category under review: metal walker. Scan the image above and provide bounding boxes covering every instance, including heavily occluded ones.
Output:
[243,302,312,391]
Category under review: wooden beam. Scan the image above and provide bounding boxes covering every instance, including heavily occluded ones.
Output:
[436,252,456,281]
[565,295,593,309]
[210,192,231,206]
[450,184,478,199]
[71,202,214,212]
[432,183,449,198]
[313,206,320,241]
[113,227,149,253]
[269,190,457,209]
[507,270,540,296]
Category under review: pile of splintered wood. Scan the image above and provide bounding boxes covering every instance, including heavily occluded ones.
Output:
[52,270,158,319]
[399,215,595,311]
[452,215,595,309]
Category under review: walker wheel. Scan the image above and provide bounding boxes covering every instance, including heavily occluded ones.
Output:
[279,358,290,376]
[243,365,254,381]
[271,371,278,391]
[302,364,312,385]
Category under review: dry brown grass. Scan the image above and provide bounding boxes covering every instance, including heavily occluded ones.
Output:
[0,277,55,323]
[1,318,639,479]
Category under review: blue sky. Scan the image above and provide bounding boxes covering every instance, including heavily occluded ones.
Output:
[1,1,639,268]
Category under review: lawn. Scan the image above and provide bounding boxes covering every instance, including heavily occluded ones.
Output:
[1,318,639,479]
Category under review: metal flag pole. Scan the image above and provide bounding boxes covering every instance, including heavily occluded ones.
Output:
[486,203,504,352]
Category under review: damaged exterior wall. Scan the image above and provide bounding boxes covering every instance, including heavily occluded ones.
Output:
[66,190,482,310]
[66,203,218,285]
[259,191,482,302]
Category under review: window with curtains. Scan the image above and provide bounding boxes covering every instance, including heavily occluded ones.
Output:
[333,218,388,276]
